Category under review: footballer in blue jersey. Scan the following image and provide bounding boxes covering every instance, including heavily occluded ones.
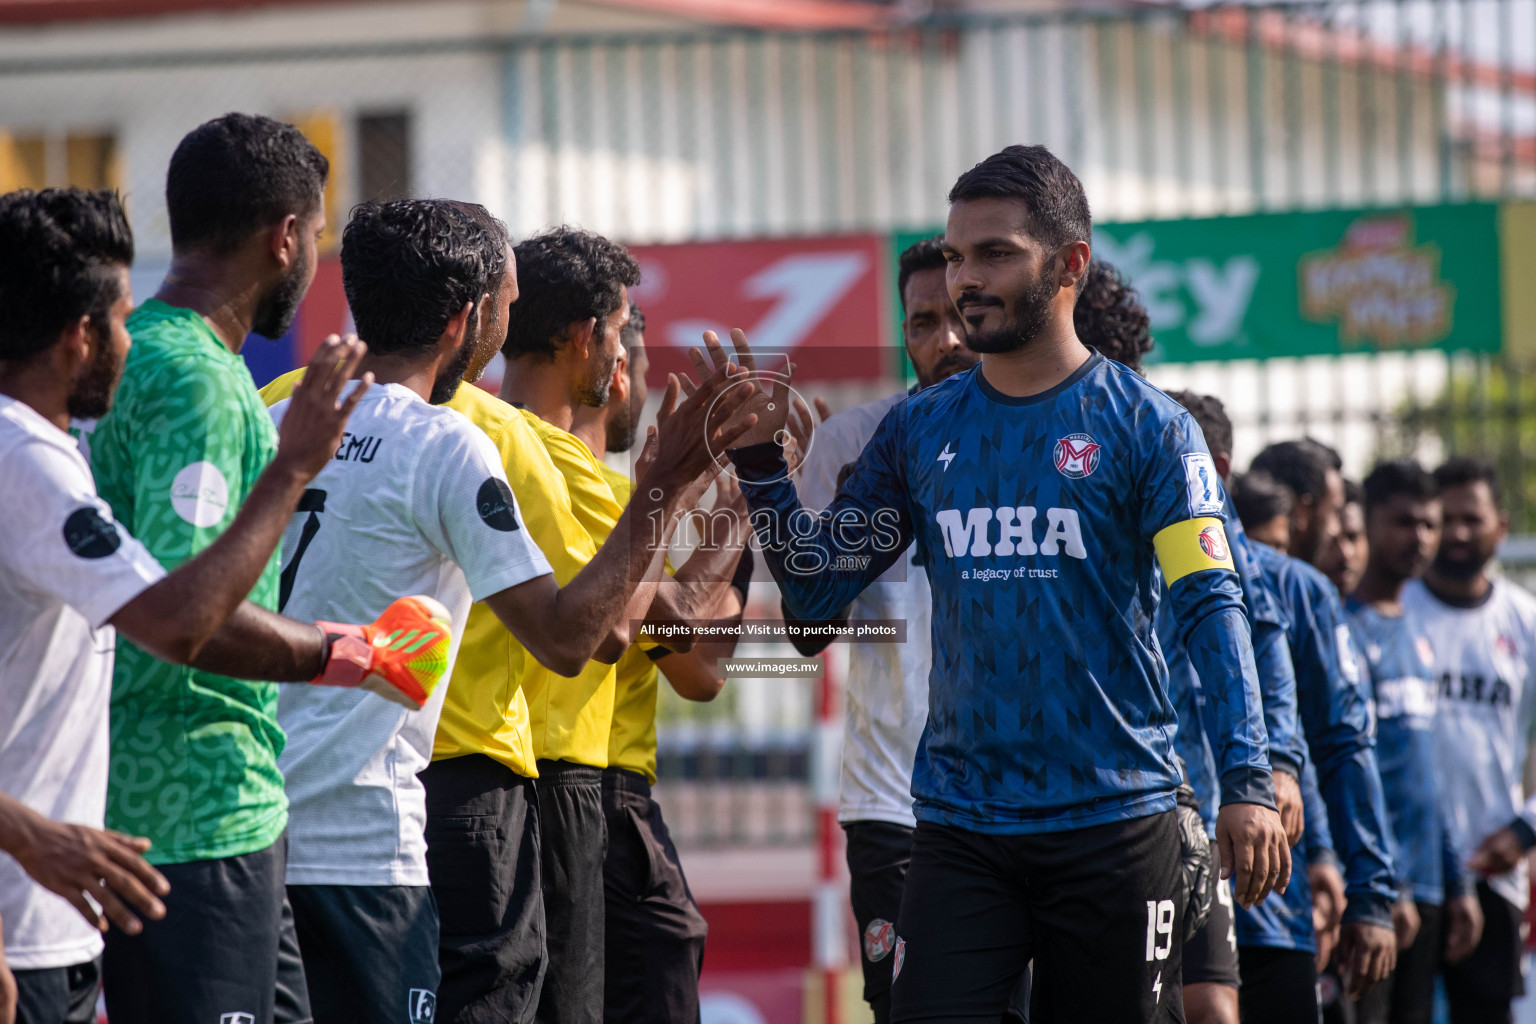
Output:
[1174,409,1398,1022]
[1346,460,1479,1024]
[705,145,1290,1023]
[1160,517,1307,1024]
[1247,468,1398,964]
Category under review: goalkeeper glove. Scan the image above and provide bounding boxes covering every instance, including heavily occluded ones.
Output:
[312,595,453,710]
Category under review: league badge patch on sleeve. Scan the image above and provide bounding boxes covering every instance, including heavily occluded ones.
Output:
[1181,453,1224,517]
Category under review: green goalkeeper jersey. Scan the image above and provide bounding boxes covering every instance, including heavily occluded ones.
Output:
[89,299,287,865]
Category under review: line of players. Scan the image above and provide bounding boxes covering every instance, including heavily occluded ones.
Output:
[4,119,1531,1024]
[0,113,759,1024]
[815,232,1536,1022]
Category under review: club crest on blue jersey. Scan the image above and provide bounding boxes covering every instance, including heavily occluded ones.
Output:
[1054,433,1101,478]
[1197,523,1229,561]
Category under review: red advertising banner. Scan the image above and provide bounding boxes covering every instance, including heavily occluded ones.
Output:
[251,235,895,388]
[628,235,892,382]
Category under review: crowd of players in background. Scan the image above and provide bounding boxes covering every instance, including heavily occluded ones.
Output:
[2,113,1536,1024]
[822,235,1536,1024]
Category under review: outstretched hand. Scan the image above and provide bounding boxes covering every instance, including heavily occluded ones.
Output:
[683,329,791,452]
[641,335,758,497]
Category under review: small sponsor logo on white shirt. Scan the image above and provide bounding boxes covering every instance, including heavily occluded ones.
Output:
[170,461,230,527]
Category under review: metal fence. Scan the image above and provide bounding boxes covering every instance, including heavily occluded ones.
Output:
[3,0,1535,848]
[3,3,1534,247]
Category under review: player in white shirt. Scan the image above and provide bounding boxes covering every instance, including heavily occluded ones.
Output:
[270,199,754,1024]
[784,237,976,1024]
[1401,456,1533,1022]
[0,189,442,1024]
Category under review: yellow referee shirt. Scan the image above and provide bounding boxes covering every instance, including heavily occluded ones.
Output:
[510,410,627,768]
[598,466,663,784]
[257,370,599,777]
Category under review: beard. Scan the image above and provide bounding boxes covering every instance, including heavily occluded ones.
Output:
[1431,546,1494,583]
[430,317,478,406]
[67,320,125,420]
[252,244,312,339]
[958,267,1058,355]
[918,350,979,390]
[576,346,619,409]
[606,402,641,453]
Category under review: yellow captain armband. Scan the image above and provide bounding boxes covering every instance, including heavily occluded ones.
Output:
[1154,517,1235,584]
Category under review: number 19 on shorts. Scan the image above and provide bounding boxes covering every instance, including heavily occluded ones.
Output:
[1144,899,1175,961]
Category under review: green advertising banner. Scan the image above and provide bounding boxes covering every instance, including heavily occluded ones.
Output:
[893,203,1503,364]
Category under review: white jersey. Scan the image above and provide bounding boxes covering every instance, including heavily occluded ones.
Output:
[1403,576,1536,909]
[798,391,931,828]
[0,396,164,968]
[270,383,551,886]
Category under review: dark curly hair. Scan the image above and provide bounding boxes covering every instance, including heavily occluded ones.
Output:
[898,236,947,313]
[341,199,491,356]
[1231,471,1294,531]
[167,113,329,255]
[1251,439,1336,504]
[1074,259,1152,374]
[1164,389,1232,460]
[445,200,509,285]
[505,226,641,359]
[0,188,134,361]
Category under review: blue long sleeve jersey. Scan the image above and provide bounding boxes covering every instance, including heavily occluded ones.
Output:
[1164,521,1307,836]
[730,355,1275,834]
[1243,542,1396,929]
[1345,598,1471,905]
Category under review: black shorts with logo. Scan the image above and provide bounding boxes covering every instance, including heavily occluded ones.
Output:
[843,820,915,1024]
[287,883,441,1024]
[102,835,313,1024]
[1181,873,1240,989]
[890,809,1187,1023]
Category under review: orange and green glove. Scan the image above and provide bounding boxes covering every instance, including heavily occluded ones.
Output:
[313,595,453,710]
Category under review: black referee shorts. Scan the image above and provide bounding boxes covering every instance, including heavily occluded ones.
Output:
[891,810,1187,1023]
[534,759,607,1024]
[601,767,708,1024]
[422,753,545,1024]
